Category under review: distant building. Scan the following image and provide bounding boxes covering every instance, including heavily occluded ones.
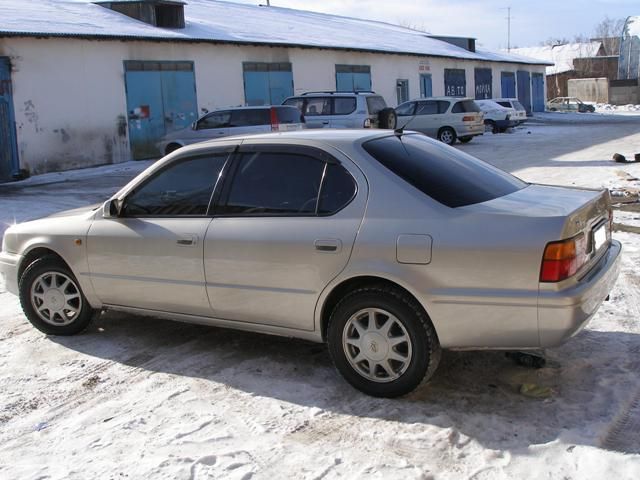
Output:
[0,0,549,181]
[618,16,640,80]
[510,42,618,99]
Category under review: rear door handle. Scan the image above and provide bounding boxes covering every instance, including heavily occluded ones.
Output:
[315,239,342,253]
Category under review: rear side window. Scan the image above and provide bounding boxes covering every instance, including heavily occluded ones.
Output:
[333,97,357,115]
[122,154,228,216]
[363,134,526,208]
[366,96,387,115]
[229,109,269,127]
[451,100,480,113]
[275,107,304,124]
[283,97,304,110]
[223,152,325,215]
[318,164,357,214]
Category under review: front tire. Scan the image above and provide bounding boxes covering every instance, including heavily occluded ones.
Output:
[327,286,441,397]
[19,256,94,335]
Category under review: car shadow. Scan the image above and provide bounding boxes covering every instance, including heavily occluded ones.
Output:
[49,310,640,455]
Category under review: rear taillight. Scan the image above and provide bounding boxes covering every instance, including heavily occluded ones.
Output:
[540,234,588,282]
[270,107,279,131]
[363,118,372,128]
[462,115,475,122]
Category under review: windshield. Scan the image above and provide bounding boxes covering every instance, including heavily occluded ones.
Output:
[362,134,526,208]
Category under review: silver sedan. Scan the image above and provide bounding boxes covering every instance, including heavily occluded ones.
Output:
[0,130,621,397]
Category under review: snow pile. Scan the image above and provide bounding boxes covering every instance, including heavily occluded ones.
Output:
[596,103,640,113]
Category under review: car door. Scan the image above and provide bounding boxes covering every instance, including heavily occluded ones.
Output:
[185,110,230,142]
[86,150,232,316]
[329,97,357,128]
[301,97,332,129]
[411,100,439,136]
[203,144,367,331]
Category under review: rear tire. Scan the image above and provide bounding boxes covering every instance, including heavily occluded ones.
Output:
[459,136,473,143]
[378,108,397,129]
[19,256,94,336]
[327,285,441,397]
[437,127,457,145]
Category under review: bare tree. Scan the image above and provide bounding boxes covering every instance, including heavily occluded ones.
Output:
[593,16,625,55]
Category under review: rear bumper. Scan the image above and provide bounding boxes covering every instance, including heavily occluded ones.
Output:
[537,240,622,347]
[0,251,21,296]
[457,124,484,137]
[495,119,518,129]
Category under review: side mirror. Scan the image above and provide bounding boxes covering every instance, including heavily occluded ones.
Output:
[103,199,121,218]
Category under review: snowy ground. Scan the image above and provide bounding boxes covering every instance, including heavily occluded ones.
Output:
[1,113,640,479]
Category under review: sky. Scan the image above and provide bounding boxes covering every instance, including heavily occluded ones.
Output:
[226,0,636,50]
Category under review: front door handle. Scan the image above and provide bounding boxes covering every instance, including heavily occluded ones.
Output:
[177,234,198,246]
[315,239,342,253]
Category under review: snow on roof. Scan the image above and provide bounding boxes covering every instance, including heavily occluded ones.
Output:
[0,0,551,66]
[623,16,640,38]
[510,42,603,75]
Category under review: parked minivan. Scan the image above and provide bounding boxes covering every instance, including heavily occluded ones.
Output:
[157,105,305,155]
[282,91,397,130]
[395,97,484,145]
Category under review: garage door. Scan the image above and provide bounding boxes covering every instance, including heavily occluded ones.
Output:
[0,57,19,182]
[124,61,198,160]
[531,73,545,112]
[517,71,531,114]
[501,72,516,98]
[444,69,466,97]
[474,68,492,99]
[243,62,294,106]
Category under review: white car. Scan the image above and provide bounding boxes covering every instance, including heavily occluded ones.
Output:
[494,98,528,124]
[395,97,484,145]
[475,99,518,133]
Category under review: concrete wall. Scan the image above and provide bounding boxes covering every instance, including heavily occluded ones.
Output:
[568,77,609,103]
[609,82,640,105]
[0,37,547,175]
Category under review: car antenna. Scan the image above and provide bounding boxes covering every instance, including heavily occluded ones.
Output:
[394,111,418,137]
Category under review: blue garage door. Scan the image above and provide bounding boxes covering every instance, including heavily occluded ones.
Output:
[531,73,545,112]
[336,65,372,92]
[420,74,432,98]
[501,72,516,98]
[444,69,466,97]
[474,68,492,99]
[0,57,19,182]
[243,62,293,106]
[124,61,198,160]
[517,70,532,114]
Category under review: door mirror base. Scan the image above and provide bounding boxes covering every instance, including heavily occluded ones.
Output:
[103,199,122,218]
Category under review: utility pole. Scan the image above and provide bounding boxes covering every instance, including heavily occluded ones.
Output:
[506,6,511,52]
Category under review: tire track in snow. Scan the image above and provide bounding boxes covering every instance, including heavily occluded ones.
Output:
[602,388,640,454]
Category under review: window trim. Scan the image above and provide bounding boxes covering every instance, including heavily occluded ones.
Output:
[119,148,235,219]
[214,144,357,218]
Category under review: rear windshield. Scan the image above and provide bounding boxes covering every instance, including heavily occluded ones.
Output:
[366,96,387,115]
[511,100,525,110]
[362,134,526,208]
[451,100,480,113]
[275,106,304,124]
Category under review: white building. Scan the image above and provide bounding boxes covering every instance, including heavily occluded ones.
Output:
[0,0,549,180]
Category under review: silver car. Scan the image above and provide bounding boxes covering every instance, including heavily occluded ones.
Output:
[157,105,305,156]
[0,130,621,397]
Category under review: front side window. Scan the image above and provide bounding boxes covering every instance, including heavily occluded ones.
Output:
[197,111,230,130]
[363,134,526,208]
[395,102,415,116]
[223,152,325,215]
[122,154,228,216]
